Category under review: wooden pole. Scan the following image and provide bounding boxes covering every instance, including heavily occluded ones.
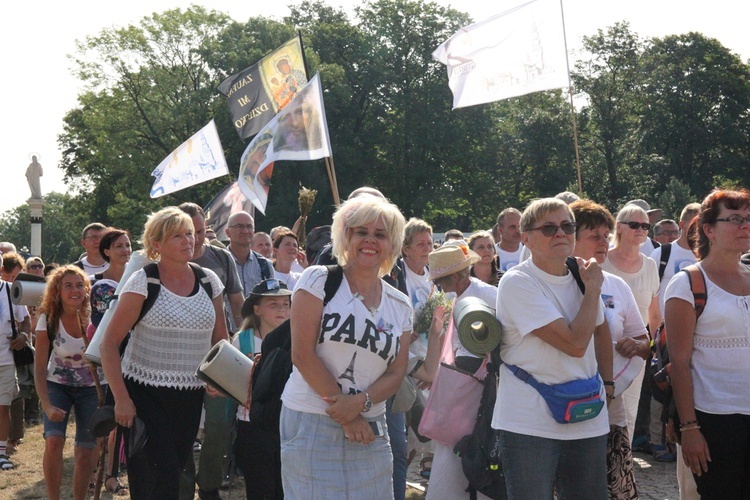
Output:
[559,0,584,197]
[324,157,341,206]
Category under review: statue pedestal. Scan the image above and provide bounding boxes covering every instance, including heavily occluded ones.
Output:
[27,198,45,257]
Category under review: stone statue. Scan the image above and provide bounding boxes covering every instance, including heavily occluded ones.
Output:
[26,155,43,199]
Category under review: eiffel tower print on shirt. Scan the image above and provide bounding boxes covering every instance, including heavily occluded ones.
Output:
[338,352,357,384]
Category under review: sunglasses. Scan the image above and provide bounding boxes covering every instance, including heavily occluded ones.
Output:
[527,221,577,237]
[621,221,651,231]
[29,264,44,270]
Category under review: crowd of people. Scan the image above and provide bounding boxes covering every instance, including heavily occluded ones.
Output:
[0,185,748,500]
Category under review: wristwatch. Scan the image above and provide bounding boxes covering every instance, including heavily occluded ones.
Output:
[362,392,372,413]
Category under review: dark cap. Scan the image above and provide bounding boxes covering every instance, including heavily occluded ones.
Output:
[241,279,292,318]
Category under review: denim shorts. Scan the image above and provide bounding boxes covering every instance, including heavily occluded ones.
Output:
[280,405,394,499]
[43,381,99,448]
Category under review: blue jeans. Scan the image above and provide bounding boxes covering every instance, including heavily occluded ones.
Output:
[498,430,608,500]
[387,398,407,500]
[43,381,99,448]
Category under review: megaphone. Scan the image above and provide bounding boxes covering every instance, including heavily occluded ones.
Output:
[196,339,254,405]
[452,296,502,356]
[10,272,47,307]
[85,251,150,366]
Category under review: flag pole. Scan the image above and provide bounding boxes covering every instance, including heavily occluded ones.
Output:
[324,157,341,206]
[559,0,583,197]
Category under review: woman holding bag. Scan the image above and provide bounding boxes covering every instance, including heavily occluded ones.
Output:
[421,242,498,500]
[492,198,613,499]
[280,194,411,499]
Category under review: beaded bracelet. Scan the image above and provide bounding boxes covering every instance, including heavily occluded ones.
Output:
[680,420,698,428]
[606,394,615,400]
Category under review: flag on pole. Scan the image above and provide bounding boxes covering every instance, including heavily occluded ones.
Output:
[150,120,228,198]
[204,181,254,241]
[218,36,308,140]
[433,0,569,109]
[237,72,332,215]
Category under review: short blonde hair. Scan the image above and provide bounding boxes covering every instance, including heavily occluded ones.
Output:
[141,207,194,261]
[520,198,573,232]
[331,195,405,276]
[403,218,433,248]
[613,205,648,247]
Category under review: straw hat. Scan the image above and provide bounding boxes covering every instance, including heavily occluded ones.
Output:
[427,243,480,281]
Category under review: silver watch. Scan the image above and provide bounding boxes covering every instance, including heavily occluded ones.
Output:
[362,392,372,412]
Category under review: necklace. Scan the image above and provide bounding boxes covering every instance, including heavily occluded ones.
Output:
[348,275,381,317]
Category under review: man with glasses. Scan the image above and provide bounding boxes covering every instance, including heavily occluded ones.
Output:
[225,211,273,297]
[72,223,109,275]
[653,220,680,245]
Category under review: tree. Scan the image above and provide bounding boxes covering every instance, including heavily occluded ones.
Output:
[572,22,645,207]
[639,32,750,197]
[0,192,95,263]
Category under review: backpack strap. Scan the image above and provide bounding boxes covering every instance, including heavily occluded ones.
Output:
[323,265,344,305]
[565,256,586,294]
[255,251,273,281]
[658,243,673,282]
[188,262,214,299]
[683,265,707,318]
[238,328,255,356]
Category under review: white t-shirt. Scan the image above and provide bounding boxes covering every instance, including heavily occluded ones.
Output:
[281,266,413,417]
[273,269,302,291]
[404,263,432,322]
[78,257,109,276]
[0,282,29,367]
[602,254,659,326]
[37,314,105,386]
[665,264,750,414]
[638,238,659,256]
[232,329,262,421]
[453,278,499,359]
[496,244,524,273]
[650,242,698,314]
[492,259,609,440]
[600,273,647,426]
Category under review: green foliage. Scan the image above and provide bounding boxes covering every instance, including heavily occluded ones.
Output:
[656,178,696,221]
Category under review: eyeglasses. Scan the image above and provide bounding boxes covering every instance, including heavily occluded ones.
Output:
[621,221,651,231]
[29,264,44,270]
[715,215,750,225]
[228,224,254,231]
[656,230,679,237]
[527,221,577,237]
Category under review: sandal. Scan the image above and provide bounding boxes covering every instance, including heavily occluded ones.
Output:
[419,455,433,479]
[106,475,129,496]
[0,454,14,470]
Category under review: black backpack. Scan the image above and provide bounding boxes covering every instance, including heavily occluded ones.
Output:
[453,349,507,500]
[249,265,343,431]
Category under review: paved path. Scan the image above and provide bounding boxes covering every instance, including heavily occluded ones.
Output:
[407,448,681,499]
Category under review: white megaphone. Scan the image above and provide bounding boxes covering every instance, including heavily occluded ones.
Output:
[85,251,150,366]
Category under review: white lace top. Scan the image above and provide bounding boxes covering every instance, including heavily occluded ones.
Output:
[119,267,224,389]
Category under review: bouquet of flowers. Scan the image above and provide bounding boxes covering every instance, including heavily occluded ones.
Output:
[414,289,453,337]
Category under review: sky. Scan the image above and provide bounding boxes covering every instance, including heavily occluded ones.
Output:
[2,0,749,215]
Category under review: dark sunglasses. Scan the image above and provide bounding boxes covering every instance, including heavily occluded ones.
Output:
[621,221,651,231]
[29,264,44,270]
[527,221,577,237]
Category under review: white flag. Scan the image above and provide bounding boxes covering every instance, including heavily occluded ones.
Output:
[433,0,569,109]
[150,119,229,198]
[238,73,332,214]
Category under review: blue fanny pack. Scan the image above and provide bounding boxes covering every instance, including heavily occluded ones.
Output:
[506,364,604,424]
